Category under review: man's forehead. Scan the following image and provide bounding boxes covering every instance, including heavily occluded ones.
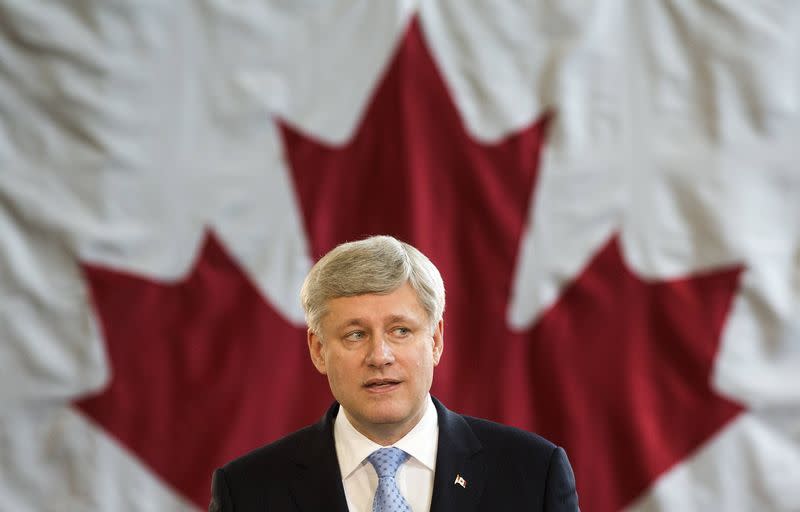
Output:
[327,283,417,305]
[321,285,428,325]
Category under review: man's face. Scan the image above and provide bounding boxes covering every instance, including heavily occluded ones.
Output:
[308,282,443,444]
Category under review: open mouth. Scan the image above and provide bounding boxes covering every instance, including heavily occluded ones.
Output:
[363,378,402,392]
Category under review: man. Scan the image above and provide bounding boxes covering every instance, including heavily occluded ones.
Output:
[210,235,579,511]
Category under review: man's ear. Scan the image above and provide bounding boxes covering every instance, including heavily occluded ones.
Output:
[432,319,444,366]
[308,330,327,375]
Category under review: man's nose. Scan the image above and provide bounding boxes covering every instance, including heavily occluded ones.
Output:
[366,336,395,366]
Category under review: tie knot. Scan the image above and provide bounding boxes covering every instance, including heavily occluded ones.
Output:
[367,447,409,478]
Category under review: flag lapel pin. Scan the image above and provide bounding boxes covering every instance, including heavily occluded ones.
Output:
[454,474,467,488]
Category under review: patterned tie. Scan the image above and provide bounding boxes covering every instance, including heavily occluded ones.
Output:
[367,447,412,512]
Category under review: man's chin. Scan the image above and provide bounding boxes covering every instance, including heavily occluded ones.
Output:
[350,403,410,427]
[361,405,408,425]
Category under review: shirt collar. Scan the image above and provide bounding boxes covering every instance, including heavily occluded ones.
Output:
[334,395,439,479]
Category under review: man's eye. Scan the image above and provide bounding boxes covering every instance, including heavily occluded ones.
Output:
[344,331,365,341]
[392,327,411,336]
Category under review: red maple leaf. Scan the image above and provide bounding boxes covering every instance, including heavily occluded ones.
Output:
[505,236,743,510]
[75,233,332,507]
[281,18,744,511]
[73,16,744,512]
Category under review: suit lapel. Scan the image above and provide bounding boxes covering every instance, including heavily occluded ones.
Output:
[429,397,486,512]
[288,403,350,512]
[288,399,486,512]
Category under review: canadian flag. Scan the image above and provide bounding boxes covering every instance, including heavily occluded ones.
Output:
[1,2,799,511]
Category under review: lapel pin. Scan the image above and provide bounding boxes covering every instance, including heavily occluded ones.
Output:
[454,474,467,488]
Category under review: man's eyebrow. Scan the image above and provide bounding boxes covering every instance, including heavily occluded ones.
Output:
[334,318,367,330]
[387,314,416,324]
[334,315,416,329]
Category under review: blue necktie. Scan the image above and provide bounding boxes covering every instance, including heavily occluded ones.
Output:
[367,447,412,512]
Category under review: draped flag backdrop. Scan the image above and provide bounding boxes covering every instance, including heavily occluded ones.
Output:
[1,1,799,511]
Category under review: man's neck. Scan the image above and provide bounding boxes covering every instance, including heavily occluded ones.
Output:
[342,402,427,446]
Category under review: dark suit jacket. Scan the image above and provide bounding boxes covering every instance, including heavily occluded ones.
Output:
[210,397,579,511]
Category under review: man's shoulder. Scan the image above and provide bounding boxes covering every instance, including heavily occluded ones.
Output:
[222,422,322,480]
[460,413,559,457]
[449,412,579,510]
[433,396,561,461]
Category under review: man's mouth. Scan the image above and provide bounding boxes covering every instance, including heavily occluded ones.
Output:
[363,378,402,392]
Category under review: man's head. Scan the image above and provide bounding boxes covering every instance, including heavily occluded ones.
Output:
[301,235,445,335]
[301,235,445,445]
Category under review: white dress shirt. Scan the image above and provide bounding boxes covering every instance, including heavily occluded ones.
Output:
[334,395,439,512]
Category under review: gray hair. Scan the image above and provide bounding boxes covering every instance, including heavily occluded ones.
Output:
[300,235,445,335]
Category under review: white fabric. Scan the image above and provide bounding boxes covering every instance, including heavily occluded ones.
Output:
[334,396,438,512]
